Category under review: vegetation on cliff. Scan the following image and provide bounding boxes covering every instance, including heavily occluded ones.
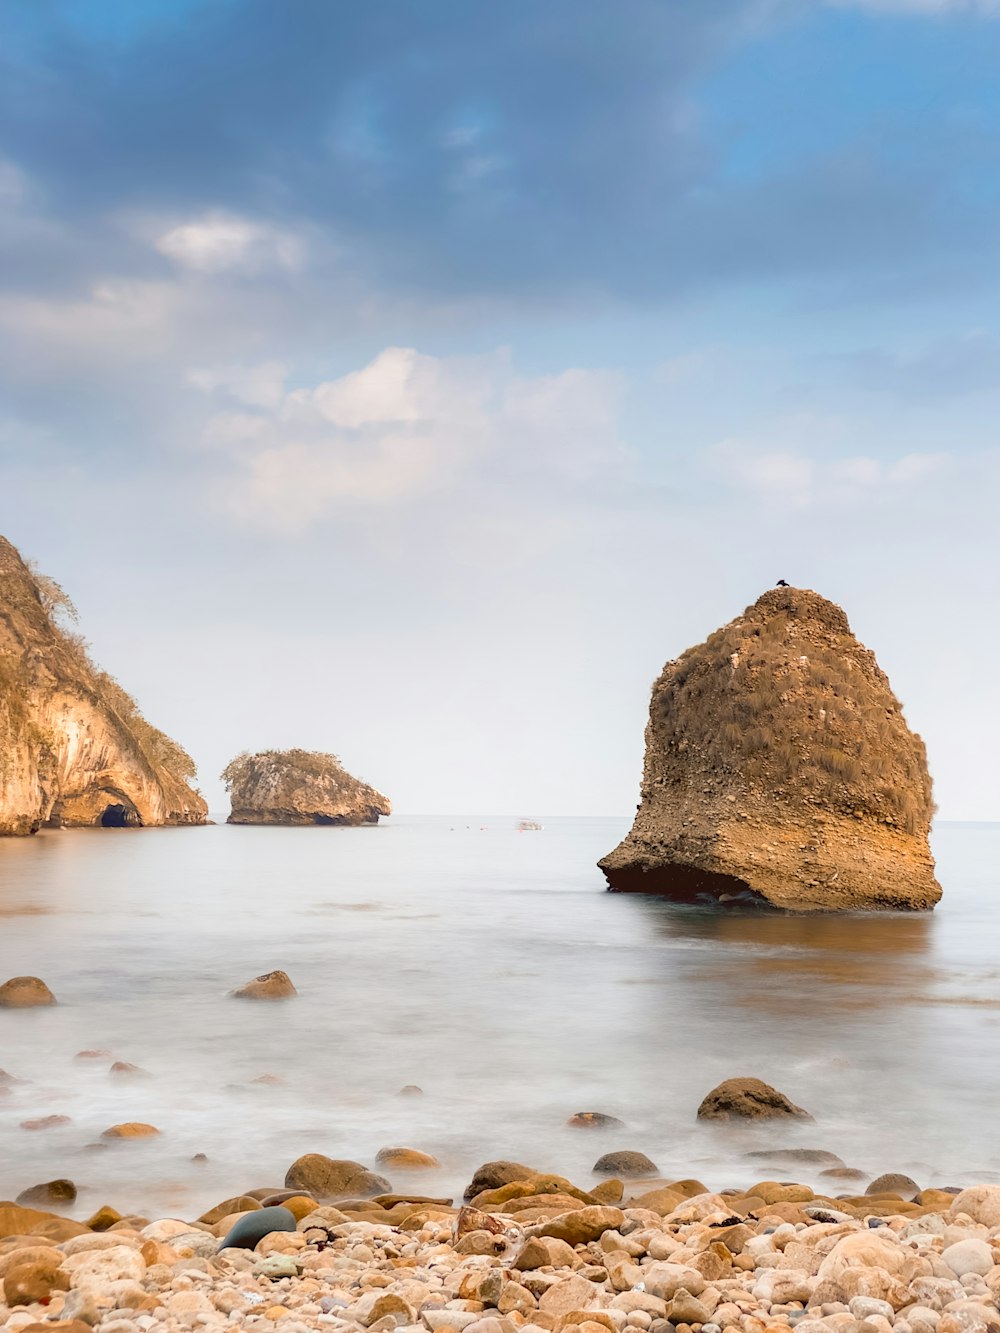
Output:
[223,749,391,826]
[0,535,206,833]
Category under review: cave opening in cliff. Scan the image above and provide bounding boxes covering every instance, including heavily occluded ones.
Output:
[101,802,142,828]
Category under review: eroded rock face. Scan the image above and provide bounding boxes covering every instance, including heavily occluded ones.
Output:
[600,586,941,912]
[222,749,391,826]
[0,536,207,835]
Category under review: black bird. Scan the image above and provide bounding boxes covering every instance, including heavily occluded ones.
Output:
[776,579,789,587]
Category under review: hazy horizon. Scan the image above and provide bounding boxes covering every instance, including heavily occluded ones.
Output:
[4,1,1000,819]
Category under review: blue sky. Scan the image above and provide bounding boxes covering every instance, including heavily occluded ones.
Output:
[3,0,1000,817]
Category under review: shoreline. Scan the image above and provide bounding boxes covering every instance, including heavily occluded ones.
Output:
[3,1164,1000,1333]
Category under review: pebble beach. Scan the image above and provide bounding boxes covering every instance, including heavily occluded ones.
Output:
[4,1161,1000,1333]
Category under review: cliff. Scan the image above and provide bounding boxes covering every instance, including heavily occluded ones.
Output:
[223,749,391,826]
[0,536,207,834]
[599,586,940,911]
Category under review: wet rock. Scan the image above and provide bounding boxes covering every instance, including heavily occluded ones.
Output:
[284,1153,390,1199]
[20,1114,72,1130]
[101,1122,160,1138]
[375,1147,441,1169]
[593,1152,658,1177]
[84,1205,122,1231]
[218,1205,297,1251]
[0,976,56,1007]
[398,1084,423,1096]
[697,1078,812,1120]
[16,1179,77,1207]
[746,1148,846,1167]
[231,970,298,1000]
[464,1160,537,1200]
[74,1049,111,1061]
[866,1173,920,1199]
[108,1061,147,1077]
[569,1113,625,1129]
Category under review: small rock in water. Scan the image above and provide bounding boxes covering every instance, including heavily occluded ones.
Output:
[16,1178,77,1206]
[108,1061,147,1077]
[231,970,298,1000]
[568,1112,626,1129]
[0,975,57,1007]
[284,1153,390,1199]
[866,1173,920,1199]
[697,1077,811,1121]
[20,1114,72,1131]
[592,1151,658,1177]
[218,1205,298,1251]
[74,1048,112,1060]
[398,1084,423,1096]
[375,1147,441,1168]
[101,1122,160,1138]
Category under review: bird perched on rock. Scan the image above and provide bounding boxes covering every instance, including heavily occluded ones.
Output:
[776,579,789,587]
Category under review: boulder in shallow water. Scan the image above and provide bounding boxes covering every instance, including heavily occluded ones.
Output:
[568,1112,625,1129]
[231,970,298,1000]
[101,1122,161,1139]
[599,587,941,912]
[15,1179,76,1208]
[592,1151,659,1177]
[866,1172,920,1199]
[0,976,56,1008]
[697,1077,811,1121]
[375,1147,440,1169]
[284,1154,390,1200]
[218,1206,297,1251]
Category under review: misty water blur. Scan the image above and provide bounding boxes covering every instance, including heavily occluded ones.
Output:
[1,816,999,1220]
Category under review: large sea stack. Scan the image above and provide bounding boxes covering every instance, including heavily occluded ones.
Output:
[599,586,940,911]
[0,536,207,834]
[223,749,391,826]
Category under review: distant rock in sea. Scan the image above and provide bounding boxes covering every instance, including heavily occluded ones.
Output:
[0,535,207,835]
[222,749,391,826]
[599,585,940,911]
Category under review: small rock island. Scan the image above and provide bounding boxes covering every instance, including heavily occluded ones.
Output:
[600,585,941,911]
[0,535,207,834]
[222,749,391,826]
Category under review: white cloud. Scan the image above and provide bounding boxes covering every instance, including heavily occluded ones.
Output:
[155,211,305,274]
[707,421,948,505]
[0,279,182,352]
[187,361,288,408]
[191,346,623,532]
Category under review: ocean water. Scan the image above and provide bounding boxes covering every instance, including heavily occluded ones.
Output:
[1,815,999,1221]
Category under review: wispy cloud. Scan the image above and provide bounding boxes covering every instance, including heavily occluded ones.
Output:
[155,212,306,274]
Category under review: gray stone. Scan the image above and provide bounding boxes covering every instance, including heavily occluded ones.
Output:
[218,1205,297,1251]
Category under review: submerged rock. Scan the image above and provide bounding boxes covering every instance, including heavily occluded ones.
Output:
[0,534,207,835]
[222,748,391,826]
[599,586,940,911]
[697,1077,812,1121]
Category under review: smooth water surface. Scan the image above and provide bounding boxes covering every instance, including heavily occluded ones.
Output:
[1,817,999,1218]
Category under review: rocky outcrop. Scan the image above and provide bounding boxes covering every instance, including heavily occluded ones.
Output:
[600,586,940,912]
[222,749,390,826]
[0,536,206,835]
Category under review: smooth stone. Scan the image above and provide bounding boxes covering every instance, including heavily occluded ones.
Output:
[0,976,57,1008]
[15,1179,77,1207]
[697,1077,811,1121]
[218,1206,297,1251]
[593,1151,658,1177]
[568,1113,626,1129]
[231,970,298,1000]
[866,1173,920,1200]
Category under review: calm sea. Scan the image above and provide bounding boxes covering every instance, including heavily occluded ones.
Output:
[1,816,999,1219]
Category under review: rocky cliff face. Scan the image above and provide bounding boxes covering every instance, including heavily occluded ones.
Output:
[0,536,207,834]
[599,586,940,911]
[223,749,391,826]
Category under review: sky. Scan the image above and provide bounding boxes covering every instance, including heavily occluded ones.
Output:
[3,0,1000,819]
